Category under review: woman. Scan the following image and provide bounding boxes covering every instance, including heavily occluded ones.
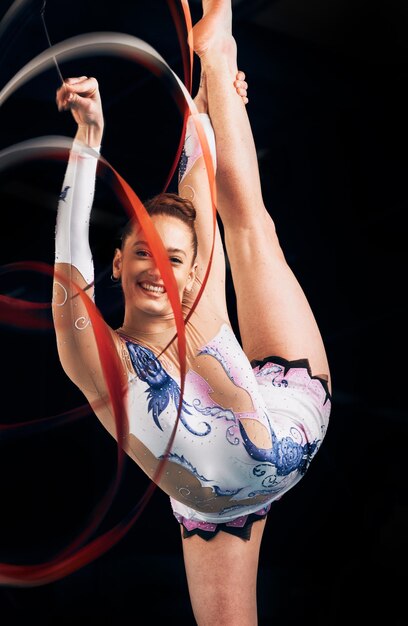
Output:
[53,1,331,623]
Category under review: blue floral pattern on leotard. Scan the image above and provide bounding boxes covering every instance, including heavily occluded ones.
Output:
[239,416,319,478]
[126,337,325,513]
[126,341,210,436]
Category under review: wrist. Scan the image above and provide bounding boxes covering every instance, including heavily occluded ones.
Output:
[75,123,104,148]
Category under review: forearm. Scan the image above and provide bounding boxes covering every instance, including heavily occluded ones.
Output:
[54,75,104,285]
[54,137,100,286]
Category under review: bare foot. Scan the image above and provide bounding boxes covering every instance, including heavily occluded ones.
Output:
[190,0,235,58]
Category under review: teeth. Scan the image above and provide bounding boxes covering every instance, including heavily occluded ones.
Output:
[140,282,165,293]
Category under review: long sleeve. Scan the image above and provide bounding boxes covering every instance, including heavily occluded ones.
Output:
[55,141,100,286]
[178,113,216,185]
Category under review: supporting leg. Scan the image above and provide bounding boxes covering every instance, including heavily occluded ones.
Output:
[181,518,266,626]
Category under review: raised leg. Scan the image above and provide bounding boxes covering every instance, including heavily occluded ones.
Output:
[193,0,331,387]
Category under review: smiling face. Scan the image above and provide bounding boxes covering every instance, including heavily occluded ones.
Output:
[112,214,197,325]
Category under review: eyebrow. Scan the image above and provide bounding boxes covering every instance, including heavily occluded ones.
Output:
[132,241,187,257]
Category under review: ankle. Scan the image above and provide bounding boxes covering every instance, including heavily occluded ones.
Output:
[198,34,237,71]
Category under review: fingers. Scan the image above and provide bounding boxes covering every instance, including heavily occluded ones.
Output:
[234,70,249,105]
[56,76,99,111]
[64,76,89,84]
[65,76,99,96]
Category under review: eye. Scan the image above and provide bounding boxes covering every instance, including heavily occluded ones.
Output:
[170,257,183,264]
[135,250,150,257]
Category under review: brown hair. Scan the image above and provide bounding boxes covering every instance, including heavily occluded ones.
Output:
[121,192,198,262]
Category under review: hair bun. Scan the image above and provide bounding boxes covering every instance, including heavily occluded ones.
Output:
[146,192,196,221]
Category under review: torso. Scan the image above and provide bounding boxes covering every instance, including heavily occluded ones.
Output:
[89,286,328,524]
[110,276,293,523]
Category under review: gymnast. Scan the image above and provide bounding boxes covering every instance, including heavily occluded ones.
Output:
[53,0,332,623]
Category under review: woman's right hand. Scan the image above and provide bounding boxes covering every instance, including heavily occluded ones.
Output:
[56,76,104,147]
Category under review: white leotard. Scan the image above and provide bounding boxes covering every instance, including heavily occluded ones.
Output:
[55,121,331,526]
[119,305,330,524]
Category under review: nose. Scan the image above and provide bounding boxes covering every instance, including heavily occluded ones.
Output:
[146,263,162,281]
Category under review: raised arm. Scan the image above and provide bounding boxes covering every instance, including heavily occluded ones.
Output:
[53,77,123,403]
[178,71,248,318]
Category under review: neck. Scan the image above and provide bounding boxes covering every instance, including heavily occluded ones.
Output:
[119,311,177,337]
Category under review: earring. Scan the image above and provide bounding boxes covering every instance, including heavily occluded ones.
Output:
[111,274,120,282]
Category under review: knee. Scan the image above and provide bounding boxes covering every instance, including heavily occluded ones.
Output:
[223,202,274,231]
[224,214,284,260]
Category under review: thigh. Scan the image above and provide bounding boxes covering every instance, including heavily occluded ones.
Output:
[224,210,331,391]
[181,518,266,626]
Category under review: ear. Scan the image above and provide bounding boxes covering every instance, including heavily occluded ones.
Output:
[112,248,123,279]
[185,262,198,293]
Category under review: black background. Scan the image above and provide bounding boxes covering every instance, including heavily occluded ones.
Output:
[0,0,407,624]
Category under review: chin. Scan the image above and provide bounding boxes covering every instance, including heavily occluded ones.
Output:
[136,297,171,317]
